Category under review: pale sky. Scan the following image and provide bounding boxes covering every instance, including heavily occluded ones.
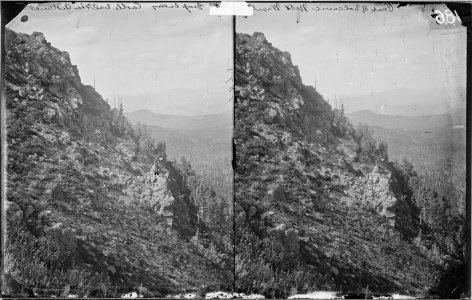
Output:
[8,3,233,115]
[7,3,467,116]
[237,3,466,115]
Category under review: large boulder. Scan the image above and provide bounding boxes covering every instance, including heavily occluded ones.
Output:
[268,185,288,203]
[31,31,47,44]
[267,108,277,121]
[267,224,300,253]
[6,201,23,226]
[24,205,34,219]
[44,222,77,254]
[1,273,27,297]
[253,32,268,44]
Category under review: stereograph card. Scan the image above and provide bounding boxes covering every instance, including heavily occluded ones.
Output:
[0,1,470,299]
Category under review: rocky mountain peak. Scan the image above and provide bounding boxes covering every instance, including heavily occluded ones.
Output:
[252,31,268,44]
[235,32,428,295]
[4,28,224,296]
[31,31,48,44]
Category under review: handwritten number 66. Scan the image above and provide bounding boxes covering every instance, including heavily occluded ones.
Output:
[434,9,462,25]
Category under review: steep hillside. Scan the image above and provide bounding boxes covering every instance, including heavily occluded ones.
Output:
[234,32,442,297]
[3,29,232,297]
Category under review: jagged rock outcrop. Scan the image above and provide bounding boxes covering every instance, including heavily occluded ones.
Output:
[4,28,225,295]
[235,32,433,296]
[119,158,198,236]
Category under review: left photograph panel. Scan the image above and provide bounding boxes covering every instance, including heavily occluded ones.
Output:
[2,2,234,298]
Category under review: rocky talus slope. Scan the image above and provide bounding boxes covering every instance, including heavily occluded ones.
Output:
[234,32,437,296]
[3,29,229,296]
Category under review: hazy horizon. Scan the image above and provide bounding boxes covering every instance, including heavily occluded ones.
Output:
[125,106,232,117]
[7,2,233,116]
[237,3,466,116]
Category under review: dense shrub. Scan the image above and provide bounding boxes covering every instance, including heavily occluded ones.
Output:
[174,157,234,288]
[375,141,389,161]
[332,105,352,138]
[355,124,377,162]
[235,228,333,298]
[131,123,167,164]
[3,224,112,297]
[390,158,468,297]
[353,124,390,164]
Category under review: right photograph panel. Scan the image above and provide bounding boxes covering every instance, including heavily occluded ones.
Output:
[234,3,467,299]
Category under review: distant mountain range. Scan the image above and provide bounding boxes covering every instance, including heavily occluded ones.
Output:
[117,88,231,116]
[125,109,232,129]
[340,87,465,117]
[346,109,465,131]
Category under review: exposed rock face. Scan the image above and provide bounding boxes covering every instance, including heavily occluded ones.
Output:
[4,28,222,294]
[235,32,431,294]
[32,31,47,44]
[122,159,198,236]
